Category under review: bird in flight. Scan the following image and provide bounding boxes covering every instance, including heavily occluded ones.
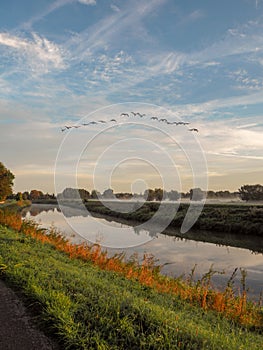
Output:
[180,122,190,125]
[61,125,80,131]
[131,112,137,116]
[98,120,106,123]
[151,117,158,120]
[159,118,167,122]
[120,113,129,117]
[189,128,198,132]
[110,119,117,122]
[136,113,146,117]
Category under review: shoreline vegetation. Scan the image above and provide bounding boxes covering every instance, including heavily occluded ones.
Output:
[0,203,263,349]
[56,199,263,237]
[26,201,263,254]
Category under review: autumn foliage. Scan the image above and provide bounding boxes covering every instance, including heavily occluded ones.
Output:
[0,207,262,330]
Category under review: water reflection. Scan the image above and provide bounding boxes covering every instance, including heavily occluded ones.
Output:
[23,204,154,248]
[22,204,263,300]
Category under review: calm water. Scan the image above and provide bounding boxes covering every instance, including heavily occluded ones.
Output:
[23,204,263,300]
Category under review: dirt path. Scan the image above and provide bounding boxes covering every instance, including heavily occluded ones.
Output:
[0,280,60,350]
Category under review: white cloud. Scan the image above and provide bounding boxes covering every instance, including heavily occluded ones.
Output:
[110,4,121,12]
[0,32,66,74]
[78,0,96,5]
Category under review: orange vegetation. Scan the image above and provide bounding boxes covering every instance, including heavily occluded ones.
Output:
[0,208,262,329]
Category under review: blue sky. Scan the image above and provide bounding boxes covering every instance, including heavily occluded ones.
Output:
[0,0,262,193]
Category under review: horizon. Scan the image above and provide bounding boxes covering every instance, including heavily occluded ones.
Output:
[1,1,262,193]
[12,184,250,196]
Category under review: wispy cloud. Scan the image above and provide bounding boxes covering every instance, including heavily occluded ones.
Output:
[0,32,66,74]
[110,4,121,12]
[20,0,73,30]
[20,0,96,30]
[66,0,166,55]
[78,0,96,5]
[179,9,205,26]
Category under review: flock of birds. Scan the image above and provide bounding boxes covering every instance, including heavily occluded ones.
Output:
[61,112,199,133]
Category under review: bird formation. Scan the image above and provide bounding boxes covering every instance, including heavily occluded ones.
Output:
[61,112,199,132]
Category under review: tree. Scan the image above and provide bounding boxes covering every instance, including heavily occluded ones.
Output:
[0,162,15,201]
[238,184,263,201]
[154,188,164,201]
[144,189,155,201]
[15,192,23,201]
[167,190,180,201]
[190,188,204,201]
[29,189,44,201]
[91,189,101,199]
[22,191,30,200]
[78,188,90,201]
[102,188,114,199]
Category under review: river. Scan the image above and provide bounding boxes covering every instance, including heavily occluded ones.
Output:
[23,204,263,301]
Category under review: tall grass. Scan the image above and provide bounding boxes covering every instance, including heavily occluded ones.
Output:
[2,225,263,349]
[0,207,262,330]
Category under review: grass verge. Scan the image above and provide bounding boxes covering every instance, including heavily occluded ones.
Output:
[0,205,263,349]
[0,224,263,349]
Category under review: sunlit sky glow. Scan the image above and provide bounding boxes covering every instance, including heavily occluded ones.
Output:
[0,0,262,193]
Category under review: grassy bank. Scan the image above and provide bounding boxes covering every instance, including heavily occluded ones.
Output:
[0,207,263,349]
[0,224,263,349]
[80,200,263,237]
[0,199,31,210]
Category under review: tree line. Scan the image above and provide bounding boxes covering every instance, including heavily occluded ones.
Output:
[0,161,263,202]
[57,186,263,202]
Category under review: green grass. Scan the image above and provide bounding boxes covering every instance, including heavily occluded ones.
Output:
[0,225,262,349]
[81,200,263,237]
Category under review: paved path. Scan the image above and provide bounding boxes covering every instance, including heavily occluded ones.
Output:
[0,280,60,350]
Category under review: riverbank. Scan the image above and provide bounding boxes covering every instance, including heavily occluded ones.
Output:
[0,222,263,349]
[78,200,263,237]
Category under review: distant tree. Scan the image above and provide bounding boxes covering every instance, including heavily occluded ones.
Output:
[154,188,164,201]
[144,189,155,201]
[154,188,163,202]
[238,184,263,201]
[91,189,101,199]
[15,192,23,201]
[167,190,180,201]
[207,190,217,199]
[29,189,44,201]
[216,190,231,198]
[78,188,90,201]
[190,188,204,201]
[58,188,89,200]
[181,192,190,199]
[0,162,15,201]
[102,188,114,199]
[22,191,30,200]
[115,192,133,200]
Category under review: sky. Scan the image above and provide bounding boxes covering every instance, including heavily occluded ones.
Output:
[0,0,263,194]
